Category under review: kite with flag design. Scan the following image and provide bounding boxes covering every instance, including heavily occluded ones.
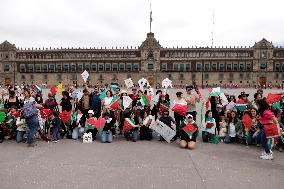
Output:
[59,110,72,125]
[123,118,137,132]
[266,93,282,105]
[123,96,133,110]
[182,123,198,139]
[242,114,252,131]
[110,97,120,109]
[172,104,187,116]
[95,116,106,134]
[140,95,150,107]
[33,84,42,93]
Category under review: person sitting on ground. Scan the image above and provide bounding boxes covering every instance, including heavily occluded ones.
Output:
[158,110,176,141]
[179,114,198,150]
[202,110,216,143]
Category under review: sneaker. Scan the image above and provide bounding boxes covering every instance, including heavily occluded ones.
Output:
[52,140,58,143]
[261,150,273,156]
[260,153,274,160]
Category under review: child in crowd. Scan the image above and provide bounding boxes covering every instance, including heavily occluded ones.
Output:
[179,114,198,149]
[202,110,216,142]
[101,112,114,143]
[16,117,27,143]
[158,110,176,141]
[50,111,61,143]
[85,110,98,141]
[219,116,227,142]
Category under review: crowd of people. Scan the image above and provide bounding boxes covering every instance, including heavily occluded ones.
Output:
[0,82,283,161]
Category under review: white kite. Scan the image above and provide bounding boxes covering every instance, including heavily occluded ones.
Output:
[124,78,134,89]
[162,78,173,88]
[138,78,149,91]
[123,96,133,110]
[81,70,89,83]
[72,90,83,100]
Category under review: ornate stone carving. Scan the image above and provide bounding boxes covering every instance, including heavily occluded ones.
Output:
[0,41,17,51]
[253,38,273,48]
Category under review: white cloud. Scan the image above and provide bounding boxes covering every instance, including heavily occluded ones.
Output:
[0,0,283,48]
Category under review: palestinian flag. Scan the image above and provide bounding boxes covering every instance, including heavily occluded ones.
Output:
[140,95,150,107]
[111,81,119,91]
[96,116,106,134]
[236,104,247,111]
[182,123,197,139]
[110,97,120,109]
[264,124,280,139]
[59,110,72,125]
[87,117,96,129]
[33,84,42,93]
[172,104,187,116]
[160,102,170,112]
[180,118,188,127]
[205,118,215,129]
[123,118,137,132]
[208,87,221,97]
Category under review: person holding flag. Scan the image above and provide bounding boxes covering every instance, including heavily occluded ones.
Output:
[180,114,199,149]
[184,85,200,121]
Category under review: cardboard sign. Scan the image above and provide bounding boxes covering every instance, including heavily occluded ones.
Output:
[150,120,176,143]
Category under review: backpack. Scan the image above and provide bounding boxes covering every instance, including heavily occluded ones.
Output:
[22,101,38,119]
[91,94,101,110]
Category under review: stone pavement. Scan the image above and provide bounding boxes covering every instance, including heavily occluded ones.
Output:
[0,136,283,189]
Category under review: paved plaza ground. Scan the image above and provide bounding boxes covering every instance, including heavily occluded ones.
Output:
[1,87,284,189]
[0,137,284,189]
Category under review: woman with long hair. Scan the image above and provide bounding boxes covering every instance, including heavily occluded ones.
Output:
[256,99,278,160]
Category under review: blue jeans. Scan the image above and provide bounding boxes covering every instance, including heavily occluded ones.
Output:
[16,131,25,143]
[26,116,39,145]
[101,131,112,143]
[72,127,86,140]
[260,128,270,154]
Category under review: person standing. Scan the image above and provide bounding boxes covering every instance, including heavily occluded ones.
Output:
[23,88,40,147]
[184,85,200,121]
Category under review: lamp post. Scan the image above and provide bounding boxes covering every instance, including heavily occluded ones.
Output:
[201,62,204,89]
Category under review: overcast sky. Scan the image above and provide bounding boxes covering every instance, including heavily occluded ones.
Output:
[0,0,283,49]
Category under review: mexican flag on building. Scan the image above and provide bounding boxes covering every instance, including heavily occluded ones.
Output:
[123,118,137,132]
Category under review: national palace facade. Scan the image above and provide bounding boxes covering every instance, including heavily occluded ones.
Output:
[1,32,284,87]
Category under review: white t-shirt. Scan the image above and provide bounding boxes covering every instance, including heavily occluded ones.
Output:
[229,122,236,137]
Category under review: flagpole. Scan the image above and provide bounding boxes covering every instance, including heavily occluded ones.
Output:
[150,3,152,33]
